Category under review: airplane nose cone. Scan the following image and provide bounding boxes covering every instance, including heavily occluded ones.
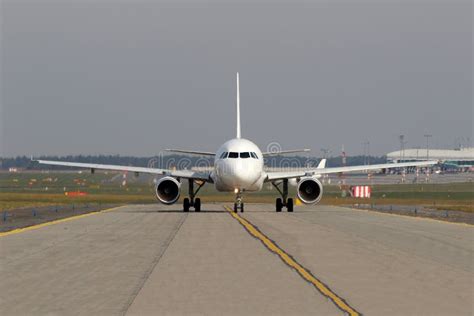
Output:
[218,161,259,189]
[232,164,259,187]
[231,170,249,183]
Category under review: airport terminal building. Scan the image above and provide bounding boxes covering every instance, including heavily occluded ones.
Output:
[386,147,474,169]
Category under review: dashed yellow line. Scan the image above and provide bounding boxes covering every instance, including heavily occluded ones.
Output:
[0,206,122,238]
[224,206,360,316]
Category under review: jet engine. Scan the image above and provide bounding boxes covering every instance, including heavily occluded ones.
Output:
[297,177,323,204]
[155,177,181,204]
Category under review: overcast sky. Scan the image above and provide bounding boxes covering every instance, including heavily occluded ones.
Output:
[1,0,472,157]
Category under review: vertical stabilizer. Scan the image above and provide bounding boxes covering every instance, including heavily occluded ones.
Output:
[236,72,241,139]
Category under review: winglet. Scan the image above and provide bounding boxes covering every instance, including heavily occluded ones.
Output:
[317,158,326,169]
[236,72,241,139]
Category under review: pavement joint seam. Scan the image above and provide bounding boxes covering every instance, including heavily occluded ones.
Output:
[120,212,188,316]
[224,206,361,316]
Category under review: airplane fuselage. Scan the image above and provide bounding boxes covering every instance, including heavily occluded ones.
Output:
[212,138,265,192]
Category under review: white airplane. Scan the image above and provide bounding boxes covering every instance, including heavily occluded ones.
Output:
[36,73,437,212]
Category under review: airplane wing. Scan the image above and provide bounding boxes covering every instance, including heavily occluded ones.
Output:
[265,160,438,182]
[34,159,212,182]
[165,149,215,156]
[262,149,311,156]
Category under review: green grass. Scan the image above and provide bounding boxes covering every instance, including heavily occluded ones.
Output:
[0,172,154,195]
[0,193,155,210]
[1,172,472,212]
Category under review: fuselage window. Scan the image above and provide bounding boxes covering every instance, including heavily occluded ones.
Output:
[240,152,250,159]
[228,152,238,158]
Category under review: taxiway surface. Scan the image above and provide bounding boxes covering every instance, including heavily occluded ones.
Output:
[1,204,472,315]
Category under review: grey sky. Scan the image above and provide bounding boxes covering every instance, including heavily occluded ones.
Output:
[1,0,472,157]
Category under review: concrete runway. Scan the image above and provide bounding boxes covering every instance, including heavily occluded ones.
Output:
[1,204,472,316]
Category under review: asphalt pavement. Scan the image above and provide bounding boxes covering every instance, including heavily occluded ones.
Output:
[1,203,472,315]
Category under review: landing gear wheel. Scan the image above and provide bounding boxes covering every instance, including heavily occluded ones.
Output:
[233,202,244,212]
[194,198,201,212]
[183,198,190,212]
[287,198,294,212]
[276,198,283,212]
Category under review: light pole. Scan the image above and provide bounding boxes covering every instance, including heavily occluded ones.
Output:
[424,134,432,160]
[366,141,370,165]
[362,142,366,165]
[362,141,370,165]
[399,135,405,162]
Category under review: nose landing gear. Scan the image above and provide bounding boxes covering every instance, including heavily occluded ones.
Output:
[183,179,204,212]
[272,179,294,212]
[234,191,244,212]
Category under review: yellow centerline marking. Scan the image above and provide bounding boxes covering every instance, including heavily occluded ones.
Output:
[224,206,361,316]
[0,206,122,238]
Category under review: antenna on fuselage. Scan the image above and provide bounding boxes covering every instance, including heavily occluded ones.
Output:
[236,72,241,139]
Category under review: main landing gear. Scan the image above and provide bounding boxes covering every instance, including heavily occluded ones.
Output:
[272,179,294,212]
[233,190,244,213]
[183,179,205,212]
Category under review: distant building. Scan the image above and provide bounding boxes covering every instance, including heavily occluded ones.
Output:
[386,147,474,169]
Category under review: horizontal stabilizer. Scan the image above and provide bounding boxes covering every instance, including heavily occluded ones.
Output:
[262,149,311,156]
[164,149,215,156]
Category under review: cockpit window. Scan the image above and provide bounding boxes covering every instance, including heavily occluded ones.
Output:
[228,152,238,158]
[222,152,258,159]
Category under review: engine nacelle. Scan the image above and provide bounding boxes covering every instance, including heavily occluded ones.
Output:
[290,174,322,187]
[297,177,323,204]
[155,177,181,205]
